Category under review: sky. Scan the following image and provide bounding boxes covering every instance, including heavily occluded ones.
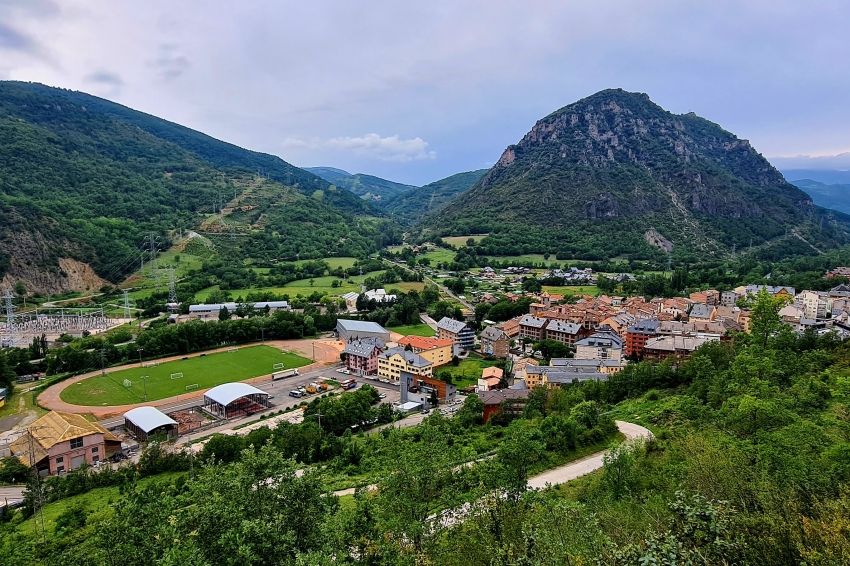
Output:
[2,0,850,185]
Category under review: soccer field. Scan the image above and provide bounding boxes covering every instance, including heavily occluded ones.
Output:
[60,345,311,406]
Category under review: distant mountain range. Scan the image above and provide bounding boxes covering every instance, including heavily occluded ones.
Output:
[416,89,850,261]
[780,169,850,215]
[0,82,392,293]
[305,167,416,202]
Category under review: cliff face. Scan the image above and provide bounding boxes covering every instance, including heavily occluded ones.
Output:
[421,89,845,260]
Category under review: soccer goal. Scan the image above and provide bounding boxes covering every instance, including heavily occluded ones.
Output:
[185,383,199,391]
[122,379,132,388]
[273,362,286,371]
[170,372,184,380]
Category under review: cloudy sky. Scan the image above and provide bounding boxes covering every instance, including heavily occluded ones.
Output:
[2,0,849,184]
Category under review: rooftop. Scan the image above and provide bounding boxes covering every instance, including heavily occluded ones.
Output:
[123,406,178,434]
[337,319,390,334]
[204,382,269,406]
[437,317,470,334]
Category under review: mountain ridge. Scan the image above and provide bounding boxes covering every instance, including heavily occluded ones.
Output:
[418,88,849,261]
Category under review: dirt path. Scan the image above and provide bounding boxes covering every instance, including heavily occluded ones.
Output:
[37,338,343,418]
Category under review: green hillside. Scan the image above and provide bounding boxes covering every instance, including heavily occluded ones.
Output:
[418,89,850,262]
[0,82,390,293]
[382,169,488,225]
[306,167,416,202]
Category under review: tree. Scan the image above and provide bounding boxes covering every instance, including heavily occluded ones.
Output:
[457,394,483,427]
[218,305,231,321]
[747,289,786,348]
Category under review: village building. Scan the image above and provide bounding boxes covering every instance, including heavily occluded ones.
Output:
[123,406,178,442]
[477,389,530,423]
[187,301,290,320]
[799,290,833,320]
[518,314,549,341]
[574,327,623,362]
[625,318,660,359]
[479,326,510,358]
[643,335,719,361]
[336,319,390,344]
[342,338,383,375]
[397,335,454,366]
[497,316,522,338]
[436,317,475,353]
[378,347,433,382]
[477,366,504,391]
[11,411,122,476]
[543,319,583,345]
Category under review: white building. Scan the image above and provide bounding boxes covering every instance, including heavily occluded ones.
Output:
[799,291,833,320]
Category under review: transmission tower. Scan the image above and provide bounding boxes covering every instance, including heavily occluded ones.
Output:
[1,289,14,347]
[167,267,179,313]
[123,289,131,320]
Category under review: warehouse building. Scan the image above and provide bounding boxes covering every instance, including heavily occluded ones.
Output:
[123,406,179,442]
[335,319,390,344]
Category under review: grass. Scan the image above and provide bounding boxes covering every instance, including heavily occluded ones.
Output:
[418,248,456,265]
[386,281,426,293]
[194,271,385,301]
[0,384,48,420]
[293,257,357,270]
[388,323,435,337]
[60,345,311,406]
[482,254,564,267]
[442,235,488,247]
[11,472,184,537]
[542,285,600,297]
[436,354,502,389]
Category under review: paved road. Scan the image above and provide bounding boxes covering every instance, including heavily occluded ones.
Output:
[0,486,25,506]
[527,420,653,489]
[419,313,438,331]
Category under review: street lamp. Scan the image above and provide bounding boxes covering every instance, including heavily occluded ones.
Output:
[141,375,149,401]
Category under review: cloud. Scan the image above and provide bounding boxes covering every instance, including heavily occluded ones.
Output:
[282,133,436,162]
[326,134,436,162]
[150,43,190,80]
[768,152,850,171]
[0,21,39,52]
[85,69,123,87]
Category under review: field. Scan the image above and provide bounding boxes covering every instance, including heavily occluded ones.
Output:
[542,285,600,296]
[442,235,488,247]
[482,254,564,267]
[194,270,384,301]
[294,256,357,270]
[418,248,456,265]
[60,345,311,406]
[387,323,435,337]
[435,354,501,389]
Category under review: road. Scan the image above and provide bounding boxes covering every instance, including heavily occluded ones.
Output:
[527,420,653,488]
[419,312,438,331]
[0,485,25,506]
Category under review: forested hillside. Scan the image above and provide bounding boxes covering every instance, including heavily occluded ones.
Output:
[419,89,850,262]
[0,82,388,293]
[382,169,488,225]
[306,167,416,202]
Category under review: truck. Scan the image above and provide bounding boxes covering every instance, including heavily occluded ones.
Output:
[273,368,299,380]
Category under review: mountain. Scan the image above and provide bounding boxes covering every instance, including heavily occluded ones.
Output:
[419,89,850,261]
[306,167,416,202]
[0,81,391,294]
[382,169,488,226]
[781,168,850,185]
[788,179,850,215]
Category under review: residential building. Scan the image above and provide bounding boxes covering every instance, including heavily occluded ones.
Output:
[378,347,433,382]
[736,285,795,299]
[518,314,548,341]
[524,359,614,389]
[436,317,475,352]
[643,335,719,361]
[720,290,739,307]
[799,290,833,319]
[342,338,382,375]
[625,319,660,359]
[688,303,717,322]
[544,319,582,345]
[403,372,457,403]
[397,335,454,367]
[363,288,397,303]
[498,316,522,338]
[574,327,623,362]
[829,283,850,298]
[512,357,539,382]
[477,389,530,423]
[336,319,390,344]
[11,411,121,476]
[477,367,504,391]
[479,326,510,358]
[599,312,636,338]
[340,292,360,312]
[826,267,850,279]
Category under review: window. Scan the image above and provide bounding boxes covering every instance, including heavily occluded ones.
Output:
[55,456,63,464]
[70,438,84,449]
[92,456,99,464]
[91,446,99,454]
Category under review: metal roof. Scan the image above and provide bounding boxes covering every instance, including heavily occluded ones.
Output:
[204,383,269,406]
[336,319,390,333]
[437,317,469,334]
[123,406,177,433]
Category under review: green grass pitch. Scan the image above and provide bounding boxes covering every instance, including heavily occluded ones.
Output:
[60,345,311,406]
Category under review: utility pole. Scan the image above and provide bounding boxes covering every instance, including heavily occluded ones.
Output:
[167,267,178,312]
